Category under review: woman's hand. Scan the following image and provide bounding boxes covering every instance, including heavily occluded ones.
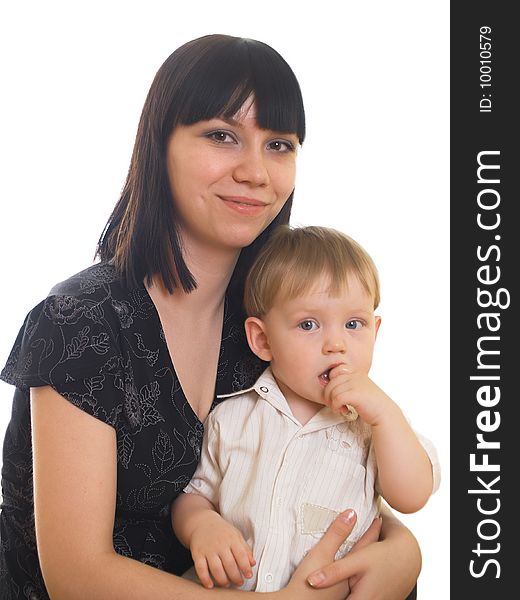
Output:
[281,509,356,600]
[306,505,421,600]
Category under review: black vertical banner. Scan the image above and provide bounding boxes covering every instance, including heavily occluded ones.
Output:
[451,3,516,597]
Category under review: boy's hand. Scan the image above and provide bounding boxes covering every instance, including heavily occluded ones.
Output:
[324,365,399,426]
[190,515,256,589]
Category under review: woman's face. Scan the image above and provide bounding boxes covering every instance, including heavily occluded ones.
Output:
[166,100,299,254]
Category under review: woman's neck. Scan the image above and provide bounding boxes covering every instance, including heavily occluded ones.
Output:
[147,243,240,317]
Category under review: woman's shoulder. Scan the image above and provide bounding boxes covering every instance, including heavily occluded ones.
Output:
[41,262,145,327]
[0,263,146,390]
[48,262,122,298]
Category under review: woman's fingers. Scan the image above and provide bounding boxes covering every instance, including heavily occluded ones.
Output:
[349,516,382,552]
[305,509,357,587]
[307,516,382,589]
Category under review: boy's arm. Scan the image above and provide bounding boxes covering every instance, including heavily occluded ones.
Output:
[172,409,256,589]
[370,404,436,512]
[172,492,221,549]
[172,492,255,589]
[325,367,438,513]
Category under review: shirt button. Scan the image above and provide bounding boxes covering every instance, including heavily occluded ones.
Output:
[260,386,269,393]
[265,573,274,583]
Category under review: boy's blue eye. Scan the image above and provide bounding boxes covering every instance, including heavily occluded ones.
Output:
[298,320,317,331]
[345,320,362,330]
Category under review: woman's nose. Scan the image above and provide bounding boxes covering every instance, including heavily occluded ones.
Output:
[232,147,270,186]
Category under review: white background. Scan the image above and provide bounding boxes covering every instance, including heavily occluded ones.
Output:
[0,1,449,596]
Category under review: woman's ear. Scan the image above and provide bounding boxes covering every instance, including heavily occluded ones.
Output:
[245,317,273,361]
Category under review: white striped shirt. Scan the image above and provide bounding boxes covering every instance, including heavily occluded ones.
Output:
[184,367,440,592]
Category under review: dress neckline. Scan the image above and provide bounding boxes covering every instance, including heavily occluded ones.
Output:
[140,282,227,424]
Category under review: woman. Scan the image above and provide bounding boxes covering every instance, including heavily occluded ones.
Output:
[0,34,420,599]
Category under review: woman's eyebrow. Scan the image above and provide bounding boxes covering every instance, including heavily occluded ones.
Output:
[214,116,298,138]
[213,116,242,127]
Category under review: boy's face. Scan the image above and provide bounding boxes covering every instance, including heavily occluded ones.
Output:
[247,274,381,407]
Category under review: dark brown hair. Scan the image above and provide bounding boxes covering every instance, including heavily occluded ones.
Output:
[96,34,306,293]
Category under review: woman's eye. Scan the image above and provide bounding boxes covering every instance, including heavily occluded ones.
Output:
[345,320,363,330]
[207,130,236,144]
[298,320,317,331]
[267,139,294,152]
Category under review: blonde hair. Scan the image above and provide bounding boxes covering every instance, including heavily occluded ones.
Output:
[244,225,380,317]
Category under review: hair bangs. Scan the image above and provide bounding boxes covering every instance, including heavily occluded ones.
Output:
[176,37,305,142]
[275,246,352,303]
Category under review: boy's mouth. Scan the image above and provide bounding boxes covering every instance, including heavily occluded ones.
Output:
[319,363,344,386]
[319,368,331,384]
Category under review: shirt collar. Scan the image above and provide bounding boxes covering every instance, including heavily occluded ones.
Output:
[218,366,355,437]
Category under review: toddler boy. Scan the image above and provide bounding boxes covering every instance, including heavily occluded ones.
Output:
[172,225,440,592]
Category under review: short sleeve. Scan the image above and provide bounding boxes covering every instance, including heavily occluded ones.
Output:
[183,412,222,507]
[416,430,441,494]
[1,294,124,426]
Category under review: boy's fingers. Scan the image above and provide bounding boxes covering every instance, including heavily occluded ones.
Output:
[340,404,359,421]
[221,549,245,586]
[232,545,254,579]
[329,364,352,379]
[193,556,213,589]
[207,555,230,588]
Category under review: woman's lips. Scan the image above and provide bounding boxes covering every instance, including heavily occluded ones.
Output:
[219,196,268,215]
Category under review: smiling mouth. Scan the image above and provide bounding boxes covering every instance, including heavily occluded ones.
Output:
[220,196,267,207]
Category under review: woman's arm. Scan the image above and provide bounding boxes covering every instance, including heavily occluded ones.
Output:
[306,503,421,600]
[31,386,352,600]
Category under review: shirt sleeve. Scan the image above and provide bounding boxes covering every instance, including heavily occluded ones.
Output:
[183,411,223,508]
[416,430,442,494]
[1,294,124,426]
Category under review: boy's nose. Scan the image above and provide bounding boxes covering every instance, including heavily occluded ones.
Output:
[322,337,346,354]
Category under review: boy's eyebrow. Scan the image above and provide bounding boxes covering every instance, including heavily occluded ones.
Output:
[288,305,374,315]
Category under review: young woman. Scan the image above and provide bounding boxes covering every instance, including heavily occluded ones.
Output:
[0,34,420,599]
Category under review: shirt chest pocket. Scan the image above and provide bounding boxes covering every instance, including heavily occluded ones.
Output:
[296,426,370,524]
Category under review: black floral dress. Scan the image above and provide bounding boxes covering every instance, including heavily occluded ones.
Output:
[0,263,265,600]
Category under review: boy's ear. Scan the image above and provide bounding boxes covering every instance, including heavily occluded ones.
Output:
[245,317,273,362]
[374,316,382,337]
